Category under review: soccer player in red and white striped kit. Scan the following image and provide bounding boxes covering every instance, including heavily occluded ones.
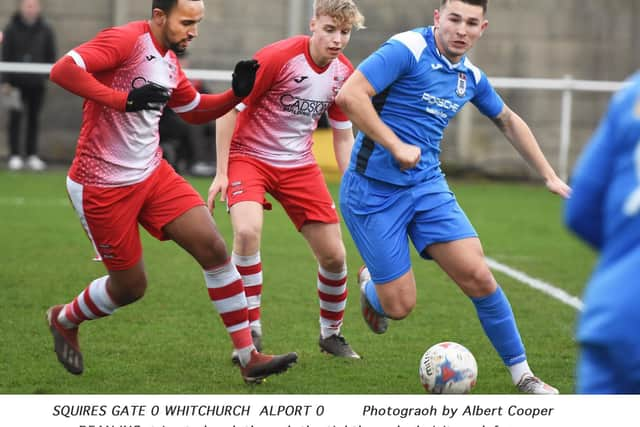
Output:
[46,0,297,384]
[208,0,365,360]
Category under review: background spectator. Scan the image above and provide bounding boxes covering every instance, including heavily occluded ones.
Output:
[1,0,56,171]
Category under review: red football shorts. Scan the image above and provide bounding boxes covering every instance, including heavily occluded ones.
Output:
[226,156,339,231]
[66,160,205,271]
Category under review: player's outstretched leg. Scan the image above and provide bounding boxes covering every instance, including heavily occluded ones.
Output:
[358,266,388,334]
[472,286,559,394]
[204,261,297,383]
[239,350,298,384]
[45,276,120,375]
[46,305,83,375]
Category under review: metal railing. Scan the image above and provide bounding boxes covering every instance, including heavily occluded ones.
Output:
[0,62,626,180]
[489,76,625,180]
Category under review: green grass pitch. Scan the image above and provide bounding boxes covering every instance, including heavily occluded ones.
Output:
[0,170,595,394]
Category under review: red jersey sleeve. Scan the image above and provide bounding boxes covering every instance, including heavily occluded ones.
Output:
[70,26,137,73]
[49,23,143,111]
[167,65,199,111]
[171,57,241,123]
[172,62,238,124]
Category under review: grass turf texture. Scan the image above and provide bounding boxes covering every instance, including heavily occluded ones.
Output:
[0,170,594,394]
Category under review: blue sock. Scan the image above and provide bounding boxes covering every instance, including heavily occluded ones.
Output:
[365,280,387,317]
[472,286,526,366]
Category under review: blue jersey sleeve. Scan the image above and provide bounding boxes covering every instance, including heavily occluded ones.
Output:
[564,99,617,249]
[358,39,415,94]
[471,72,504,118]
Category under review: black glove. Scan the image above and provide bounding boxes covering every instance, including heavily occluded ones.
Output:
[125,82,171,112]
[232,59,260,98]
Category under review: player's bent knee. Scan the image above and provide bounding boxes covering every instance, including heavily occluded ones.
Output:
[199,238,230,269]
[385,305,414,320]
[233,226,261,249]
[317,252,346,272]
[209,234,229,256]
[127,282,147,303]
[110,278,147,306]
[458,265,495,294]
[382,298,415,320]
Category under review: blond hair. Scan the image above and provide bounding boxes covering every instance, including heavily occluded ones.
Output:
[313,0,365,30]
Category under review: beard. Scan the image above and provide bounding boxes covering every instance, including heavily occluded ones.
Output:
[168,41,186,54]
[164,30,191,54]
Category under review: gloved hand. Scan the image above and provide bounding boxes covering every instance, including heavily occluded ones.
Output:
[125,82,171,112]
[231,59,260,98]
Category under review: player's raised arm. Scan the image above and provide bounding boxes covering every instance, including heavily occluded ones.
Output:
[336,71,420,171]
[490,104,571,198]
[178,60,259,125]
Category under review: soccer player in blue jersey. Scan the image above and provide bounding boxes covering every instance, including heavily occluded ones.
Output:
[336,0,570,394]
[565,74,640,394]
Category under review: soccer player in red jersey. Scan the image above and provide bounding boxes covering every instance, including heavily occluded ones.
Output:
[45,0,297,384]
[207,0,365,360]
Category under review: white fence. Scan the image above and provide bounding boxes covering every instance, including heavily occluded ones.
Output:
[489,76,624,180]
[0,61,626,180]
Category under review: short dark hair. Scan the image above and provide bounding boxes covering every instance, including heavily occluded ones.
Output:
[152,0,202,15]
[152,0,178,13]
[441,0,488,14]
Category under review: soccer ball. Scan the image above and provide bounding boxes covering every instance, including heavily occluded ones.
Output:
[419,341,478,394]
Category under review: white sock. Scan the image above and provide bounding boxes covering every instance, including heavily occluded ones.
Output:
[237,347,254,367]
[508,360,532,384]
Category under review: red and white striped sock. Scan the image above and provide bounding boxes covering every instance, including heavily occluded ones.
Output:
[57,276,118,329]
[232,251,263,334]
[317,265,348,339]
[203,260,254,366]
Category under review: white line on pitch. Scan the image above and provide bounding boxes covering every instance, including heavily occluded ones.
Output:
[485,256,584,311]
[0,197,68,207]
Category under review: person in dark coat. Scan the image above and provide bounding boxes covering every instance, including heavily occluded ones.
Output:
[2,0,56,171]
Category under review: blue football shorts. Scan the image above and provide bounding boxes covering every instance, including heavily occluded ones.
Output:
[340,170,477,284]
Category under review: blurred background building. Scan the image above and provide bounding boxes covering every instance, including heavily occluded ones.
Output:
[1,0,639,178]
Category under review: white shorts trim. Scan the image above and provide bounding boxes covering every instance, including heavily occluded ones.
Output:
[66,176,102,261]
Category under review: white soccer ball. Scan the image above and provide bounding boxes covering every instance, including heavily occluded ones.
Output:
[419,341,478,394]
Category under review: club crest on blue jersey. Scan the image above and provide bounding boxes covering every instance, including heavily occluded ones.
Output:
[456,73,467,97]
